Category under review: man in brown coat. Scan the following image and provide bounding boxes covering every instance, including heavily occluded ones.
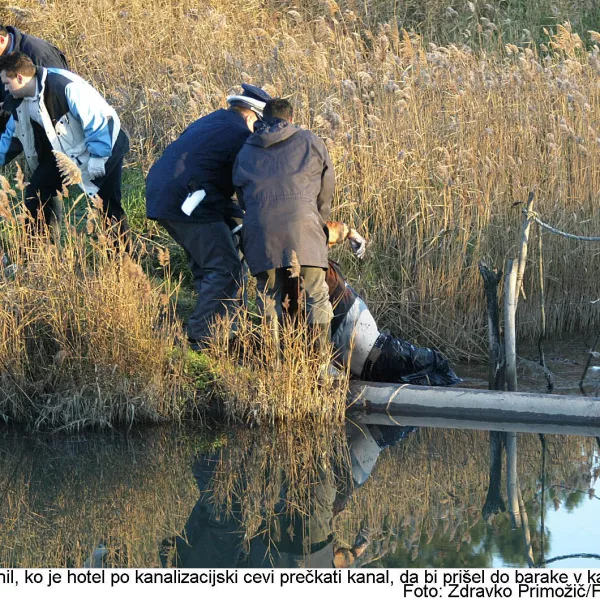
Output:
[233,98,335,363]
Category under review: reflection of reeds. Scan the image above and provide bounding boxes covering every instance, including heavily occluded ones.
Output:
[335,430,597,565]
[206,424,350,553]
[0,428,202,568]
[0,425,595,568]
[0,424,350,568]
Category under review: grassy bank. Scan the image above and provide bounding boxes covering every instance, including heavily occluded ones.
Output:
[0,181,198,429]
[0,177,346,429]
[1,1,600,427]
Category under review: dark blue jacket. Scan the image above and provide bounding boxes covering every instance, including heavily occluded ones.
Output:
[0,27,68,107]
[145,109,251,223]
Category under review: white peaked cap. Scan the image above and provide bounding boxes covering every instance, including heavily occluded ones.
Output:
[226,95,267,117]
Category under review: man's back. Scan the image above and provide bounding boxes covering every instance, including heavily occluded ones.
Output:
[0,26,68,128]
[10,26,68,70]
[233,119,334,274]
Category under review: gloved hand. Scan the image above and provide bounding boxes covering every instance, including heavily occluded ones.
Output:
[87,156,107,180]
[348,228,367,259]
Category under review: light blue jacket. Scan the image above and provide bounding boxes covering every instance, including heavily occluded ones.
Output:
[0,67,126,194]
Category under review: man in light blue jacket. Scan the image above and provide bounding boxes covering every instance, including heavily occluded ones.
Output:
[0,52,129,239]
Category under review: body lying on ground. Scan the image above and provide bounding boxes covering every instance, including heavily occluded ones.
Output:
[284,259,461,386]
[228,216,458,385]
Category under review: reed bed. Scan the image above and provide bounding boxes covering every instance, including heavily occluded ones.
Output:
[205,308,349,425]
[1,1,598,360]
[0,180,347,427]
[0,180,202,429]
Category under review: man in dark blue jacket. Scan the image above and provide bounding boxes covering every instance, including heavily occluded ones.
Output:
[0,25,68,131]
[0,25,67,68]
[146,84,271,349]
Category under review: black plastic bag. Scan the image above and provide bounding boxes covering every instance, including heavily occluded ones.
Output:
[363,334,462,387]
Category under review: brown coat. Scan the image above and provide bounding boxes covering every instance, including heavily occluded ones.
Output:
[233,119,334,275]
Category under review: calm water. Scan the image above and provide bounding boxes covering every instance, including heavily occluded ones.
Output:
[0,424,597,568]
[0,339,598,569]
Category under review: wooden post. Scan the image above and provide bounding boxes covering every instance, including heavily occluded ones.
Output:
[478,262,505,391]
[579,330,600,393]
[537,227,547,367]
[515,191,535,309]
[505,259,518,393]
[537,227,554,391]
[483,431,506,521]
[504,258,521,528]
[540,436,547,565]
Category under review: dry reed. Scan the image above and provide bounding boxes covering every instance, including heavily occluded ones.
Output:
[204,307,349,425]
[0,180,347,427]
[1,1,598,359]
[0,182,199,430]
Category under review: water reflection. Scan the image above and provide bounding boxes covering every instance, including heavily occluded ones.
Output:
[0,424,598,568]
[159,423,414,568]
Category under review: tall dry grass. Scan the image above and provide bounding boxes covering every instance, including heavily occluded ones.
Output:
[205,308,349,425]
[0,177,200,430]
[0,175,346,427]
[3,1,599,359]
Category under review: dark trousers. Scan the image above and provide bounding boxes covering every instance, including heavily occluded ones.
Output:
[25,156,128,236]
[255,267,333,326]
[24,159,64,228]
[159,219,243,343]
